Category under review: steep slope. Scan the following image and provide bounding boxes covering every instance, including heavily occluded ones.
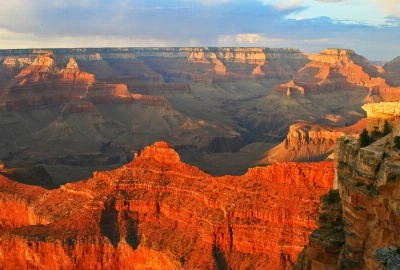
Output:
[0,51,246,177]
[383,56,400,87]
[263,119,366,163]
[0,141,334,269]
[134,47,308,83]
[239,49,400,141]
[295,102,400,270]
[2,55,95,111]
[2,47,395,178]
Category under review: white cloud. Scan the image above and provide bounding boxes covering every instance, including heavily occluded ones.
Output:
[371,0,400,17]
[273,0,305,10]
[0,28,173,49]
[218,33,331,47]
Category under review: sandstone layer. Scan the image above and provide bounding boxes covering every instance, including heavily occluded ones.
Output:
[262,119,366,163]
[295,102,400,269]
[240,49,400,143]
[0,50,246,179]
[0,142,334,269]
[1,47,397,179]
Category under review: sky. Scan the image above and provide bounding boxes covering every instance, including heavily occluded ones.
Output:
[0,0,399,60]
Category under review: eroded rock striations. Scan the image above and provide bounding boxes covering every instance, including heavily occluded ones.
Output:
[295,102,400,270]
[263,119,366,163]
[0,141,334,269]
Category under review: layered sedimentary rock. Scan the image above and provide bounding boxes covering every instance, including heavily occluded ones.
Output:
[0,50,246,176]
[263,119,366,163]
[383,56,400,86]
[274,49,382,95]
[15,47,307,83]
[2,47,394,178]
[0,142,335,269]
[362,101,400,120]
[2,54,95,111]
[295,103,400,270]
[362,102,400,135]
[245,49,400,141]
[272,49,400,102]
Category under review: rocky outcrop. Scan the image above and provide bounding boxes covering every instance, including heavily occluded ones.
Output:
[60,58,95,82]
[0,141,335,269]
[362,101,400,132]
[1,54,97,111]
[295,106,400,269]
[15,53,55,79]
[3,57,32,69]
[263,119,366,163]
[271,48,400,102]
[362,102,400,120]
[374,247,400,269]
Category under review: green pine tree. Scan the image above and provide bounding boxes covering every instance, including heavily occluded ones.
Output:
[383,120,392,136]
[371,126,383,141]
[360,129,371,147]
[394,136,400,150]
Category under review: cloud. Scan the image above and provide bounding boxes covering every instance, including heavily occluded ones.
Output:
[273,0,305,10]
[386,15,400,25]
[0,0,399,60]
[371,0,400,17]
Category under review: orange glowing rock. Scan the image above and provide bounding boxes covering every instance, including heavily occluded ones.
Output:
[0,141,334,269]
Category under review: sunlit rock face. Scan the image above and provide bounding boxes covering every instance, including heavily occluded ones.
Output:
[295,102,400,270]
[271,48,400,103]
[0,141,334,269]
[262,119,366,163]
[243,49,400,146]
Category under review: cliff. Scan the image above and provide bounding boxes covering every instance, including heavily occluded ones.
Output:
[247,49,400,142]
[1,47,390,181]
[1,47,308,83]
[295,102,400,270]
[263,119,366,163]
[272,48,400,102]
[0,141,335,269]
[0,49,245,174]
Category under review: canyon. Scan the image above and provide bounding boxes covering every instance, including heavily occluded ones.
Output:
[0,47,399,269]
[0,141,334,269]
[1,47,399,180]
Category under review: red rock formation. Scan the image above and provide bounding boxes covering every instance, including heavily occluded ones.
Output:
[295,103,400,270]
[263,119,366,163]
[135,47,307,82]
[1,55,96,111]
[0,142,334,269]
[15,53,56,79]
[273,49,400,101]
[60,58,95,82]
